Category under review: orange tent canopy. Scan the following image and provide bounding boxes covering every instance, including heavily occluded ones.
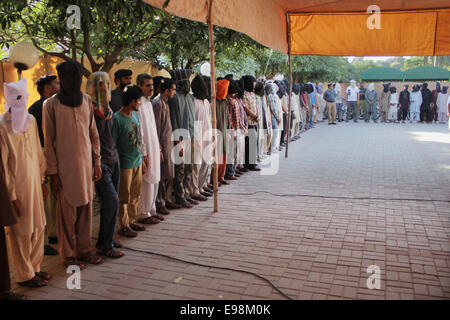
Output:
[143,0,450,56]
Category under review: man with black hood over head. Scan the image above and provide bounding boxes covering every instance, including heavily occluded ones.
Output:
[191,74,212,200]
[275,80,288,146]
[110,69,132,112]
[380,83,391,123]
[431,82,441,123]
[242,76,260,171]
[43,60,103,269]
[151,76,165,100]
[169,69,197,207]
[398,85,410,123]
[420,83,432,123]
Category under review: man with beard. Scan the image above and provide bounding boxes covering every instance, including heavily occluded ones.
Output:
[43,60,103,268]
[153,79,181,215]
[136,74,163,224]
[398,85,410,123]
[87,72,124,258]
[420,83,433,123]
[29,75,60,256]
[380,83,391,123]
[110,69,132,113]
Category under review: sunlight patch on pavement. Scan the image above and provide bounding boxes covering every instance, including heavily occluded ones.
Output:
[409,131,450,144]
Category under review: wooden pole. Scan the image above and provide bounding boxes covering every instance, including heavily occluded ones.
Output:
[207,0,219,212]
[285,13,292,159]
[285,54,292,158]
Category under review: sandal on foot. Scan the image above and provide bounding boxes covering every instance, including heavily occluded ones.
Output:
[18,276,48,288]
[79,254,104,265]
[118,227,137,238]
[97,248,124,259]
[113,240,123,248]
[35,272,52,281]
[154,214,165,221]
[63,257,86,270]
[137,217,160,225]
[130,223,146,231]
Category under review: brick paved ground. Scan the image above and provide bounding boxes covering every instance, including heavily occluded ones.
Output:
[10,121,450,300]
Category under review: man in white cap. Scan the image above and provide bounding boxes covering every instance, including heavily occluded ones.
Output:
[0,78,50,288]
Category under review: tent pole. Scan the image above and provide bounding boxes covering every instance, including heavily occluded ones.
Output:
[285,13,292,159]
[285,54,292,159]
[207,0,219,212]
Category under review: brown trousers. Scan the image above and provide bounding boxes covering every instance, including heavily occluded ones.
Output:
[118,166,142,230]
[218,154,227,181]
[5,227,44,282]
[44,178,57,245]
[57,194,92,259]
[156,177,170,210]
[327,102,337,123]
[0,228,10,291]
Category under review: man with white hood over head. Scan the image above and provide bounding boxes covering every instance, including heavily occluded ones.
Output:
[0,78,50,288]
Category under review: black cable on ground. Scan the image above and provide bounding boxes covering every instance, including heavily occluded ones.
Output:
[220,190,450,203]
[122,245,294,300]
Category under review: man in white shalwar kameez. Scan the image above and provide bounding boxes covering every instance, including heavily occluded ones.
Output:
[0,79,50,287]
[191,75,213,199]
[409,85,422,123]
[136,74,161,224]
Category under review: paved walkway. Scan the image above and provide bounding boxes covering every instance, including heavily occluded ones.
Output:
[11,122,450,300]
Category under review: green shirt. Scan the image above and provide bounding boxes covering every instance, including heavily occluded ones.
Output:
[112,111,143,169]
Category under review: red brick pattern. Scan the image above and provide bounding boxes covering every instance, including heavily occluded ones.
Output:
[9,122,450,300]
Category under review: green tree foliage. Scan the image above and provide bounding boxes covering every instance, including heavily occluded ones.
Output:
[0,0,168,77]
[127,16,261,72]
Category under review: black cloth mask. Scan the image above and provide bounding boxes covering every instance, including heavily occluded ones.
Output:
[56,60,83,107]
[191,74,208,101]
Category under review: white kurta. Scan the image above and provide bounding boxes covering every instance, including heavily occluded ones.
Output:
[436,92,449,113]
[137,96,161,184]
[137,96,160,216]
[0,115,46,236]
[410,91,422,114]
[193,98,213,164]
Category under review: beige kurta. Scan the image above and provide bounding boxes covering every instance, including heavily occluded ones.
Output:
[0,115,46,236]
[43,94,101,207]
